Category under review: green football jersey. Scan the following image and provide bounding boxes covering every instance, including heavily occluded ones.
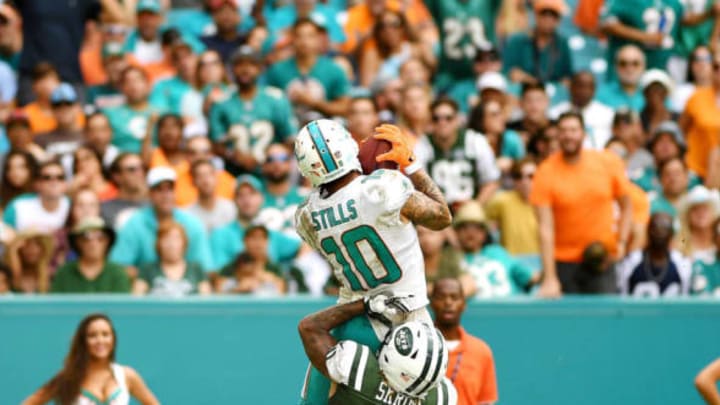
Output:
[425,0,501,87]
[691,258,720,296]
[103,103,164,153]
[677,0,715,56]
[326,341,457,405]
[464,244,536,298]
[602,0,684,78]
[208,86,297,163]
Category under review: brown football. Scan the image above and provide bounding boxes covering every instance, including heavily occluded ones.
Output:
[358,137,398,174]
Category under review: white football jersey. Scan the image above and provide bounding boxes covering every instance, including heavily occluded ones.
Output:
[295,169,428,310]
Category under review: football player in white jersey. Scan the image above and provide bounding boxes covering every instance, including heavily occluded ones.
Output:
[294,120,452,404]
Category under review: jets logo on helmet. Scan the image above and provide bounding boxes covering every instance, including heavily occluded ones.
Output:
[378,321,449,398]
[295,119,361,187]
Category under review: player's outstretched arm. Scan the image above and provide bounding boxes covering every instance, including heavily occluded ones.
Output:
[298,300,365,377]
[401,169,452,231]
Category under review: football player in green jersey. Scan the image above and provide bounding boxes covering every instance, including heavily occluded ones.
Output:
[425,0,502,90]
[299,298,457,405]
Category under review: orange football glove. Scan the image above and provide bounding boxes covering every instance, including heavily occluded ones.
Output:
[373,124,416,169]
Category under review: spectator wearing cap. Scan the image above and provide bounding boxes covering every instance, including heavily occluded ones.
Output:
[430,278,498,405]
[4,111,45,162]
[617,212,692,296]
[14,0,126,106]
[200,0,245,63]
[611,108,654,174]
[357,9,435,88]
[679,185,720,262]
[34,84,85,167]
[265,18,351,124]
[507,82,551,141]
[549,71,615,150]
[503,0,573,86]
[132,220,212,296]
[672,45,714,113]
[455,201,539,298]
[102,153,148,230]
[51,217,131,293]
[475,72,509,115]
[415,98,500,207]
[639,69,677,136]
[256,143,308,236]
[649,156,689,217]
[149,34,205,123]
[124,0,166,66]
[601,0,683,78]
[22,63,85,135]
[681,50,720,188]
[209,45,297,175]
[83,112,121,170]
[531,112,632,297]
[448,45,503,115]
[347,94,380,144]
[109,166,212,271]
[86,42,130,109]
[103,66,164,153]
[268,0,346,50]
[186,159,237,231]
[597,45,647,111]
[633,121,701,192]
[486,158,541,262]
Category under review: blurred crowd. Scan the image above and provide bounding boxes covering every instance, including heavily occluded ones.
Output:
[0,0,719,298]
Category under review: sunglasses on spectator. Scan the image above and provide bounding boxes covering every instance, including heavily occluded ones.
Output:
[693,54,712,63]
[41,174,64,181]
[618,59,642,68]
[432,114,455,123]
[52,101,75,108]
[266,153,291,163]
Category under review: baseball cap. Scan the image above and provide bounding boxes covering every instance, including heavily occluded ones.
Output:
[650,120,685,150]
[640,69,674,94]
[50,83,78,105]
[453,201,487,228]
[136,0,162,13]
[476,72,508,93]
[102,42,125,60]
[474,44,500,62]
[230,45,262,65]
[147,167,177,188]
[534,0,568,15]
[236,174,263,193]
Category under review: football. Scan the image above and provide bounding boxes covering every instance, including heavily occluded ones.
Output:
[358,136,398,174]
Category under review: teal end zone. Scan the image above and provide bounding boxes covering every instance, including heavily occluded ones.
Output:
[1,296,719,404]
[307,121,338,172]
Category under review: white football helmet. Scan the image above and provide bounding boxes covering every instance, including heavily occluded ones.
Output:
[294,119,361,187]
[378,321,449,397]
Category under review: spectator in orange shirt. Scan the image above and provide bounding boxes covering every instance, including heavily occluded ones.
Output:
[23,63,85,135]
[431,277,498,405]
[530,111,632,297]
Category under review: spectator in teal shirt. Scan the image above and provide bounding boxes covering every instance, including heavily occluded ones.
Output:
[265,18,351,124]
[209,45,297,175]
[649,157,689,217]
[210,175,302,270]
[597,45,647,111]
[257,143,308,236]
[86,42,128,109]
[109,167,213,271]
[103,66,164,153]
[502,0,573,87]
[266,0,346,48]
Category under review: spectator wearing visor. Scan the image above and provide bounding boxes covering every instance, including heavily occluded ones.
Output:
[639,69,677,136]
[209,45,296,175]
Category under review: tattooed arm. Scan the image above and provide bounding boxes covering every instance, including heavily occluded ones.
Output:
[401,169,453,231]
[298,300,365,377]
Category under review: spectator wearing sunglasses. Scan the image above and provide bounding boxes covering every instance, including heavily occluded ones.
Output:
[601,0,683,79]
[415,98,500,208]
[35,84,85,169]
[186,158,237,232]
[51,217,130,293]
[681,50,720,188]
[597,45,647,111]
[256,143,307,237]
[3,159,70,233]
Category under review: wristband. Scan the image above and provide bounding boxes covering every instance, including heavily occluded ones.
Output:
[404,160,423,175]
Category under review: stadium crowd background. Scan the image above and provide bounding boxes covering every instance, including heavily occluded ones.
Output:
[0,0,719,298]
